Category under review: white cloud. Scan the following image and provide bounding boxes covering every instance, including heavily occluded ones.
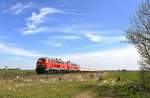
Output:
[59,46,139,70]
[0,42,139,70]
[54,25,123,35]
[85,33,102,42]
[39,25,124,38]
[52,35,80,40]
[0,42,44,57]
[21,7,63,35]
[7,2,32,14]
[21,26,44,35]
[62,35,80,40]
[28,7,62,24]
[85,33,126,43]
[44,35,80,47]
[47,42,63,47]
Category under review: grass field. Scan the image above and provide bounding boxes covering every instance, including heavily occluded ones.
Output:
[0,70,99,98]
[93,71,150,98]
[0,81,93,98]
[0,70,149,98]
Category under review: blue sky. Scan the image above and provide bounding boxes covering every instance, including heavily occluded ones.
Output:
[0,0,141,70]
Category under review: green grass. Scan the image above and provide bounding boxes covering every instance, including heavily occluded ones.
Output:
[0,70,34,76]
[0,70,96,98]
[0,81,93,98]
[0,70,149,98]
[94,71,150,98]
[0,70,35,80]
[103,71,140,81]
[94,83,150,98]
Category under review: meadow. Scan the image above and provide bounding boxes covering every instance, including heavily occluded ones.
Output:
[94,71,150,98]
[0,70,99,98]
[0,70,149,98]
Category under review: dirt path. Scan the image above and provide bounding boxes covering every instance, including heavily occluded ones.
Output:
[72,82,116,98]
[73,90,94,98]
[72,86,95,98]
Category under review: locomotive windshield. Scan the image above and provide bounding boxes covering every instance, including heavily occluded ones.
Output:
[38,58,46,62]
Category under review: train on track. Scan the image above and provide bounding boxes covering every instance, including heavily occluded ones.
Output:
[36,57,80,74]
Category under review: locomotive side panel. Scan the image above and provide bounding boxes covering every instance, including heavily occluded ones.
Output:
[36,57,80,74]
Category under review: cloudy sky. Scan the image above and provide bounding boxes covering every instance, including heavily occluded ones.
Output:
[0,0,141,70]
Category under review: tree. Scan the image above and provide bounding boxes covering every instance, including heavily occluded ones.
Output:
[126,1,150,92]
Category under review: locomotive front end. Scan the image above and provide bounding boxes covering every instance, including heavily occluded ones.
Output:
[36,58,47,74]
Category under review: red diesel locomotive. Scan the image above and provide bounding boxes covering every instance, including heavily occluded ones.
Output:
[36,57,80,74]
